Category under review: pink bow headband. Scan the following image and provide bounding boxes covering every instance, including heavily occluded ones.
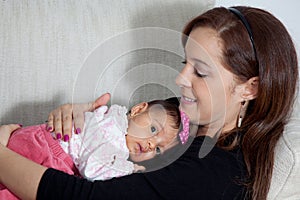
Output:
[179,111,190,144]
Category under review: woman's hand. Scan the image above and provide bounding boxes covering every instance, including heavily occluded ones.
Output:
[47,93,111,141]
[0,124,22,146]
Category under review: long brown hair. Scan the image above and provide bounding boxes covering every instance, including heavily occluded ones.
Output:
[182,6,298,199]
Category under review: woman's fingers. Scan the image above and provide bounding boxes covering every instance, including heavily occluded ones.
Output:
[73,104,86,135]
[46,114,54,132]
[47,104,74,141]
[47,93,111,141]
[47,107,61,133]
[91,93,111,111]
[52,108,63,140]
[0,124,22,146]
[73,93,111,134]
[61,104,73,141]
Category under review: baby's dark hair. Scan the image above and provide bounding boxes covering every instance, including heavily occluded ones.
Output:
[132,98,192,171]
[147,99,181,130]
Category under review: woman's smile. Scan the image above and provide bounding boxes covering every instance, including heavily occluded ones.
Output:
[181,95,197,104]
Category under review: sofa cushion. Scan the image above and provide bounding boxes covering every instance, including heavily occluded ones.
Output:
[0,0,214,125]
[268,98,300,199]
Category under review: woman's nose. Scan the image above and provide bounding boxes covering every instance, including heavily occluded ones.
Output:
[176,64,192,88]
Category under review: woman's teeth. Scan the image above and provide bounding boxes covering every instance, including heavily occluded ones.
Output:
[183,96,196,102]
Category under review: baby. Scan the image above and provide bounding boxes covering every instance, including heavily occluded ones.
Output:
[0,99,189,181]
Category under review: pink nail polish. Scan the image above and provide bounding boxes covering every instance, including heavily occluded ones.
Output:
[64,135,69,142]
[18,124,23,127]
[75,128,81,134]
[47,126,52,131]
[56,133,62,140]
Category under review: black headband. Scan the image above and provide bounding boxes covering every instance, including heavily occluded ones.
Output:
[228,7,259,66]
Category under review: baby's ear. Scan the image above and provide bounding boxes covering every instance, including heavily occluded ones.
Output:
[241,76,259,101]
[129,102,148,117]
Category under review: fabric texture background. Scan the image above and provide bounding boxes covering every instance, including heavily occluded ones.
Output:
[0,1,299,199]
[0,0,214,125]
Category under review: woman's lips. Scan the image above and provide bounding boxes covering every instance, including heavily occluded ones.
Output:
[181,95,197,104]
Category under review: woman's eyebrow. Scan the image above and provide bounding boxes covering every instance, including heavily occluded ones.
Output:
[184,48,210,67]
[190,58,210,68]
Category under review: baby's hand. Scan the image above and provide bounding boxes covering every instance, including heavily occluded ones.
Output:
[133,164,146,173]
[0,124,22,146]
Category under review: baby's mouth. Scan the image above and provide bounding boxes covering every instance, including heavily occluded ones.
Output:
[136,142,150,154]
[132,143,142,155]
[138,143,143,153]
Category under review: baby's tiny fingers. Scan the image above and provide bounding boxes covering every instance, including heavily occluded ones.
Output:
[133,164,146,173]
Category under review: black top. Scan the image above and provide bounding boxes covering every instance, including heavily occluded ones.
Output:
[37,136,247,200]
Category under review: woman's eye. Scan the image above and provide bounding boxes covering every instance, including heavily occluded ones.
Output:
[150,126,157,134]
[193,68,207,78]
[155,146,161,155]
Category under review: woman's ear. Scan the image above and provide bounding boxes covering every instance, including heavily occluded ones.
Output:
[129,102,148,117]
[241,76,259,101]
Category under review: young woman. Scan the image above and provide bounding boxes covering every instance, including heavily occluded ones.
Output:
[0,6,298,200]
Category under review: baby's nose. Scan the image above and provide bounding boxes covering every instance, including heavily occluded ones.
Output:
[147,139,158,151]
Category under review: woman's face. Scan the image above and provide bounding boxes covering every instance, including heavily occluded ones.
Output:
[176,27,243,136]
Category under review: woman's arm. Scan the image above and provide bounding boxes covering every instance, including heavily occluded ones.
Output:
[1,133,246,200]
[36,136,247,200]
[47,93,110,139]
[0,143,47,200]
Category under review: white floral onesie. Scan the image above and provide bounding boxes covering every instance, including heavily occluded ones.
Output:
[59,105,134,181]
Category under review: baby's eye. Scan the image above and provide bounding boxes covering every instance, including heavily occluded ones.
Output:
[155,146,161,155]
[150,126,157,134]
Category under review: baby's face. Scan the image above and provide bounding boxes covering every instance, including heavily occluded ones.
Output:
[126,105,179,162]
